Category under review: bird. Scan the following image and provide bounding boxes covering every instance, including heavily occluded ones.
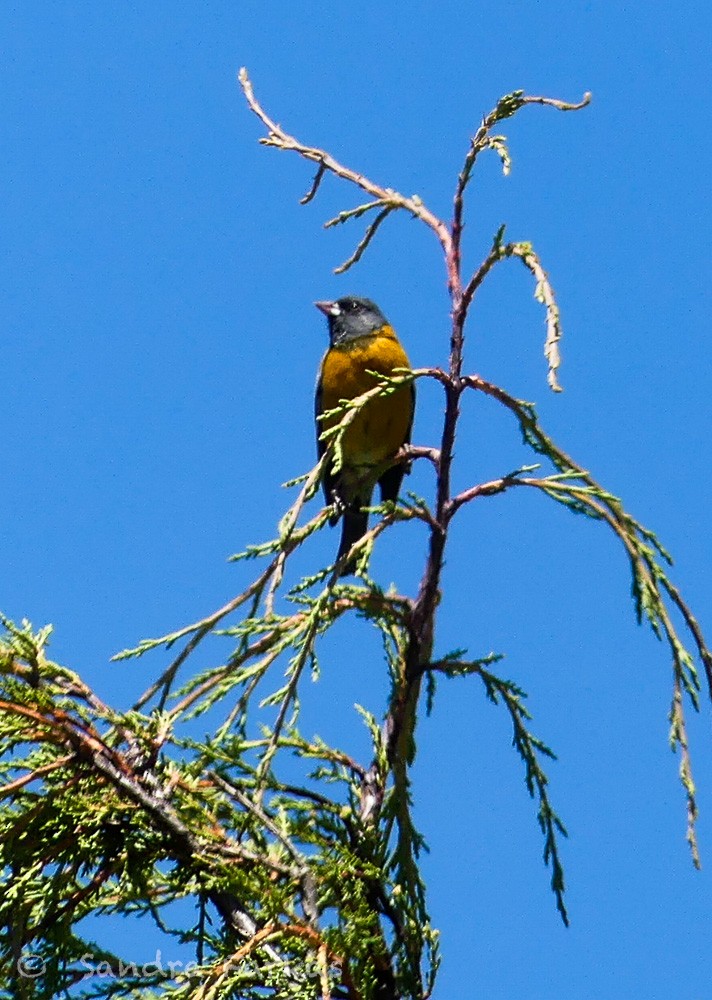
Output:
[314,296,415,575]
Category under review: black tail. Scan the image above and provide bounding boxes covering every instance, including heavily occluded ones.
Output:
[378,461,406,504]
[336,505,369,576]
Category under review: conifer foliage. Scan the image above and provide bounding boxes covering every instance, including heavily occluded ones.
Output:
[1,75,709,999]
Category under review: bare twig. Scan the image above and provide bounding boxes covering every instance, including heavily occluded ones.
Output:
[238,67,452,268]
[334,206,395,274]
[301,160,327,204]
[521,92,592,112]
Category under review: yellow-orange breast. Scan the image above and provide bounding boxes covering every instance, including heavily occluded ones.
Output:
[318,325,412,467]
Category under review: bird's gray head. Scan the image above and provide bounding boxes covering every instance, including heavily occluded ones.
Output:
[315,296,389,346]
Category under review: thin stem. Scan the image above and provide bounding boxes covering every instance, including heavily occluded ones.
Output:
[238,67,453,273]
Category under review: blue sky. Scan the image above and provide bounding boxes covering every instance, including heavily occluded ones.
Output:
[2,2,711,997]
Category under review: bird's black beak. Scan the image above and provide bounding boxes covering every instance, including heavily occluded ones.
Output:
[315,300,338,317]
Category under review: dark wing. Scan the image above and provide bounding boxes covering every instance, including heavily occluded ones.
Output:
[315,368,336,509]
[378,380,416,503]
[405,380,416,445]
